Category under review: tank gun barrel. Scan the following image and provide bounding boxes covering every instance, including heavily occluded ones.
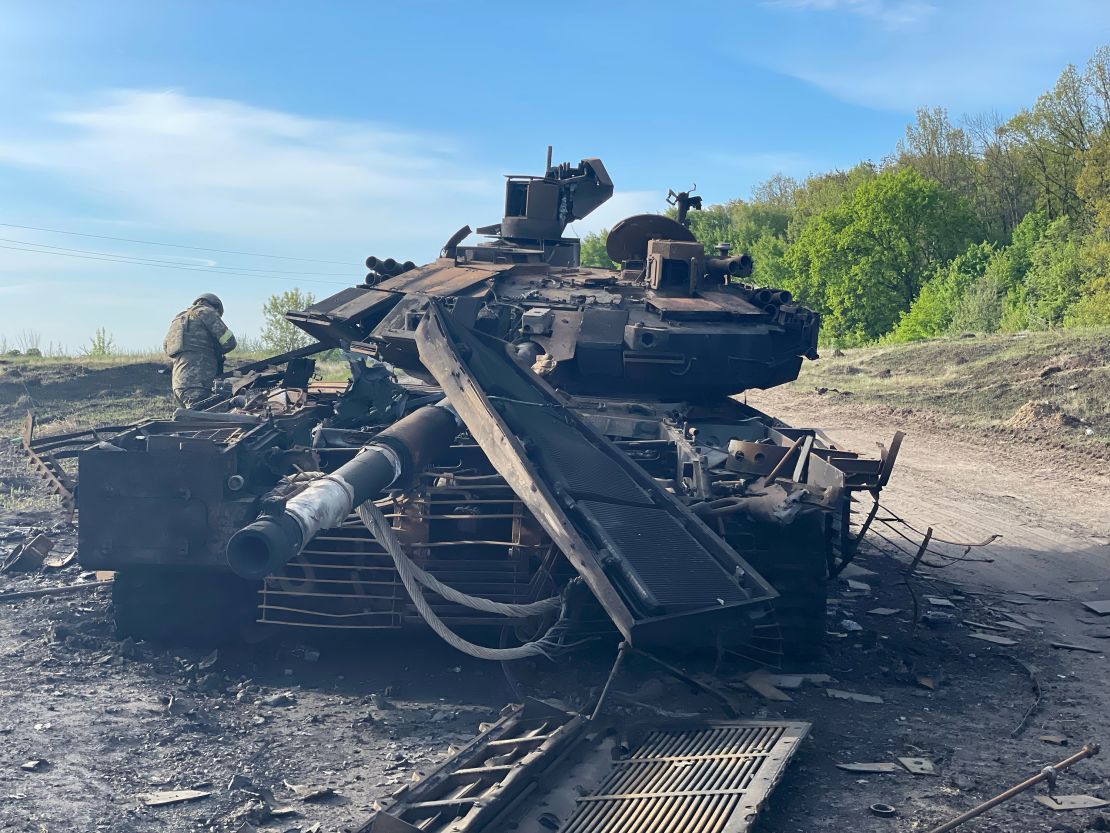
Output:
[226,402,461,580]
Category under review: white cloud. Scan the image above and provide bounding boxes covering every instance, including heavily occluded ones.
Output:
[0,90,501,257]
[0,91,668,346]
[783,61,992,113]
[766,0,936,28]
[0,281,44,295]
[756,2,1110,114]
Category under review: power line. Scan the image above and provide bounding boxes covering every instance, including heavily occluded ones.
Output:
[0,221,358,266]
[0,243,352,286]
[0,237,355,277]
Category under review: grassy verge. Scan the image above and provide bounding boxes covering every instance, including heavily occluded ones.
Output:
[0,350,356,510]
[790,327,1110,446]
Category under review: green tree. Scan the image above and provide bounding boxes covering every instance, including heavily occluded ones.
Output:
[964,111,1037,237]
[1077,132,1110,224]
[1063,269,1110,326]
[888,241,995,341]
[687,200,791,254]
[950,267,1006,334]
[579,231,615,268]
[1005,62,1096,221]
[261,289,316,353]
[1067,131,1110,325]
[749,233,793,289]
[897,106,978,207]
[1020,217,1084,327]
[787,167,977,343]
[787,163,878,241]
[751,173,800,210]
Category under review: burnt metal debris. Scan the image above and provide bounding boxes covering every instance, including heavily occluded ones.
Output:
[361,699,810,833]
[31,152,902,662]
[21,413,78,519]
[925,744,1100,833]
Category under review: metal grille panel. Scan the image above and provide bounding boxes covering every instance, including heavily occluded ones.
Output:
[516,407,653,505]
[257,477,548,629]
[578,500,748,610]
[562,721,809,833]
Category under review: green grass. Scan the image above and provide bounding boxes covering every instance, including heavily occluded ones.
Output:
[790,326,1110,443]
[0,350,358,511]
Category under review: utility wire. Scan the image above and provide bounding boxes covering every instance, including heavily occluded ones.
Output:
[0,243,351,286]
[0,221,357,266]
[0,237,354,277]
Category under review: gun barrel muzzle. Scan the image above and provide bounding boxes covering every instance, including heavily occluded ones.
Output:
[226,403,461,580]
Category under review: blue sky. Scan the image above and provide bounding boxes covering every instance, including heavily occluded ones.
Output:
[2,0,1109,350]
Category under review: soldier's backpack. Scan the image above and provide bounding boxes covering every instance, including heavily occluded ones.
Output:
[163,309,194,358]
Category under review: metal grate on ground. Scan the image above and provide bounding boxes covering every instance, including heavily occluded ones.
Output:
[561,720,810,833]
[360,714,809,833]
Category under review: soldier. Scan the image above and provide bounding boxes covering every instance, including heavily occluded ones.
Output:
[163,293,237,406]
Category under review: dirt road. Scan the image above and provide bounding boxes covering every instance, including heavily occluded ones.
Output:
[751,385,1110,634]
[749,386,1110,831]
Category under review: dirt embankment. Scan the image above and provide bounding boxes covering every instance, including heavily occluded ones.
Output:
[0,359,173,511]
[784,327,1110,463]
[0,359,172,435]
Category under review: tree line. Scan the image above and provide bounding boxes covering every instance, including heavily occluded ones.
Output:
[581,46,1110,345]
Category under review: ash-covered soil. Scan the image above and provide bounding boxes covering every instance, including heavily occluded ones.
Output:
[1,359,1108,832]
[2,504,1108,833]
[0,510,510,832]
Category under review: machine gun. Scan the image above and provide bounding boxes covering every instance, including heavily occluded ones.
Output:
[667,185,703,226]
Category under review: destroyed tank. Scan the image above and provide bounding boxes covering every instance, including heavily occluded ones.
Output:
[64,154,900,662]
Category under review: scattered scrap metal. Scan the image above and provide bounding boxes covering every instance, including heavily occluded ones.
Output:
[925,744,1101,833]
[361,700,810,833]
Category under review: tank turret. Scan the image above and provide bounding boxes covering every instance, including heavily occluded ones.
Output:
[284,153,817,399]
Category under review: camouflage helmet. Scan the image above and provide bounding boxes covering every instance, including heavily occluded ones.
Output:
[194,293,224,316]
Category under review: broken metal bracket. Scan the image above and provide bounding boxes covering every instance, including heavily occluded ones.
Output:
[20,412,76,519]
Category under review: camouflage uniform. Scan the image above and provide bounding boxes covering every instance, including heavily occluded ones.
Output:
[163,302,237,406]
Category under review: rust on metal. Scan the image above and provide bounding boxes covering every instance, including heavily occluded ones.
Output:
[21,412,76,518]
[55,151,901,663]
[362,705,810,833]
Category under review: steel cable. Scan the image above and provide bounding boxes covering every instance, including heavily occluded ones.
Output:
[357,501,563,661]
